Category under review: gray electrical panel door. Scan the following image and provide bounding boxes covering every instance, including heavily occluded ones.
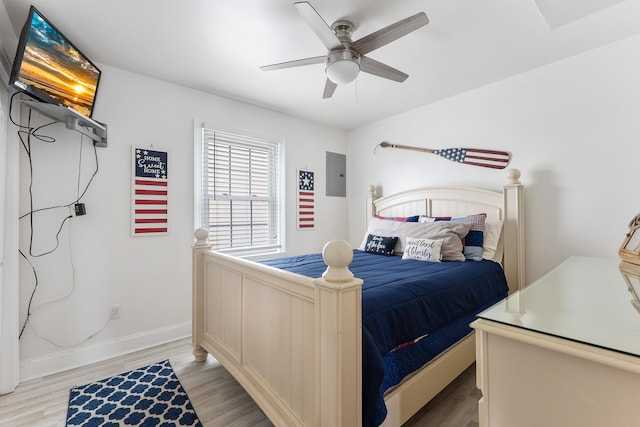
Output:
[326,152,346,197]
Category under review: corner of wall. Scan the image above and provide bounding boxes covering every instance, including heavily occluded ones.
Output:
[0,44,9,85]
[0,0,16,87]
[0,42,11,84]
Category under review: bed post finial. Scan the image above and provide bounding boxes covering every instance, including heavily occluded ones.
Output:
[194,228,209,247]
[321,240,355,282]
[505,168,521,185]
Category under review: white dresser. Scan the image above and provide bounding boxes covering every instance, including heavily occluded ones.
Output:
[471,256,640,427]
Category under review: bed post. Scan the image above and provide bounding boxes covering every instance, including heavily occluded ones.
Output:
[313,240,364,427]
[502,169,525,293]
[192,228,211,362]
[366,184,380,222]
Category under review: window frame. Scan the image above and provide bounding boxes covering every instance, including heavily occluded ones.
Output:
[194,122,284,256]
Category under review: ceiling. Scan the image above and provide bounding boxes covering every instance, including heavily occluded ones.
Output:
[1,0,639,130]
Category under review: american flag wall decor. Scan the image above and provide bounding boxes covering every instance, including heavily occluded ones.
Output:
[298,170,315,229]
[131,147,169,236]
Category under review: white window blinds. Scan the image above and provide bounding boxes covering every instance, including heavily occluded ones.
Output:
[200,128,281,251]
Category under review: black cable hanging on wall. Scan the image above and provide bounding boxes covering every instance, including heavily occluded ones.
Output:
[10,93,109,345]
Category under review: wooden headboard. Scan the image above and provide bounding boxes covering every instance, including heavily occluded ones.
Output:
[364,169,525,294]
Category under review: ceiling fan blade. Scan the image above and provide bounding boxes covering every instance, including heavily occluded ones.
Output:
[322,79,338,98]
[294,1,344,50]
[351,12,428,55]
[260,56,325,71]
[360,56,408,82]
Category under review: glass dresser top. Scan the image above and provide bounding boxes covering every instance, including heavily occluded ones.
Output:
[478,256,640,357]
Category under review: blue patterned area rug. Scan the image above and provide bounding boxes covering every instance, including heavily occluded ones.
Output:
[66,359,202,426]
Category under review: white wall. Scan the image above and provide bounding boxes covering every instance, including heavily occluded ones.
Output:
[16,64,347,380]
[348,34,640,284]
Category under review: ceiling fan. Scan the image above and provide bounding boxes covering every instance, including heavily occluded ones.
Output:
[260,1,429,99]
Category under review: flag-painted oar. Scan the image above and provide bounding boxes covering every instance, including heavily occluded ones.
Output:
[375,141,511,169]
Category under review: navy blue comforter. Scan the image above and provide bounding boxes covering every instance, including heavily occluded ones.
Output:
[261,250,508,426]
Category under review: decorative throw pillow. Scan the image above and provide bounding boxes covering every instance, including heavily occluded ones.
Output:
[359,218,471,261]
[417,216,452,222]
[419,213,487,261]
[364,234,399,255]
[402,237,443,262]
[482,220,504,261]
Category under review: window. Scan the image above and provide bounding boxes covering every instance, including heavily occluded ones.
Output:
[197,126,282,253]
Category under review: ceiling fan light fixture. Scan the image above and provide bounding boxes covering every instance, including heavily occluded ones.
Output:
[261,3,429,98]
[326,59,360,84]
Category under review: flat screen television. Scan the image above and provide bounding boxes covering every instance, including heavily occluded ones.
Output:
[9,6,101,118]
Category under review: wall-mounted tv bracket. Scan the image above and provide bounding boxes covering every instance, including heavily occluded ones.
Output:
[20,100,107,147]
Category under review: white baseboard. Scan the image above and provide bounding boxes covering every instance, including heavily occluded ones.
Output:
[19,321,191,382]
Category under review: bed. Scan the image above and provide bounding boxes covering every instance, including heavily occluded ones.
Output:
[191,168,524,427]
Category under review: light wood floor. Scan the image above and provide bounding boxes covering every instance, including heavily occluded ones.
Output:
[0,338,479,426]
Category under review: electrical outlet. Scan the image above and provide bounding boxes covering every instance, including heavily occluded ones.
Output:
[109,305,120,320]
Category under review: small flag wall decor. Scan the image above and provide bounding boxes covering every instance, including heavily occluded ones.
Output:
[132,147,169,236]
[298,169,315,229]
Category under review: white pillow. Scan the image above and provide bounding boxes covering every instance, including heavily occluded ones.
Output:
[402,237,443,262]
[482,221,504,261]
[359,218,471,261]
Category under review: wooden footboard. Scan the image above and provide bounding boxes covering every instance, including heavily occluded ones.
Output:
[193,234,363,426]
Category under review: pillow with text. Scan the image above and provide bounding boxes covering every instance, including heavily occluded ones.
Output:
[402,237,443,262]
